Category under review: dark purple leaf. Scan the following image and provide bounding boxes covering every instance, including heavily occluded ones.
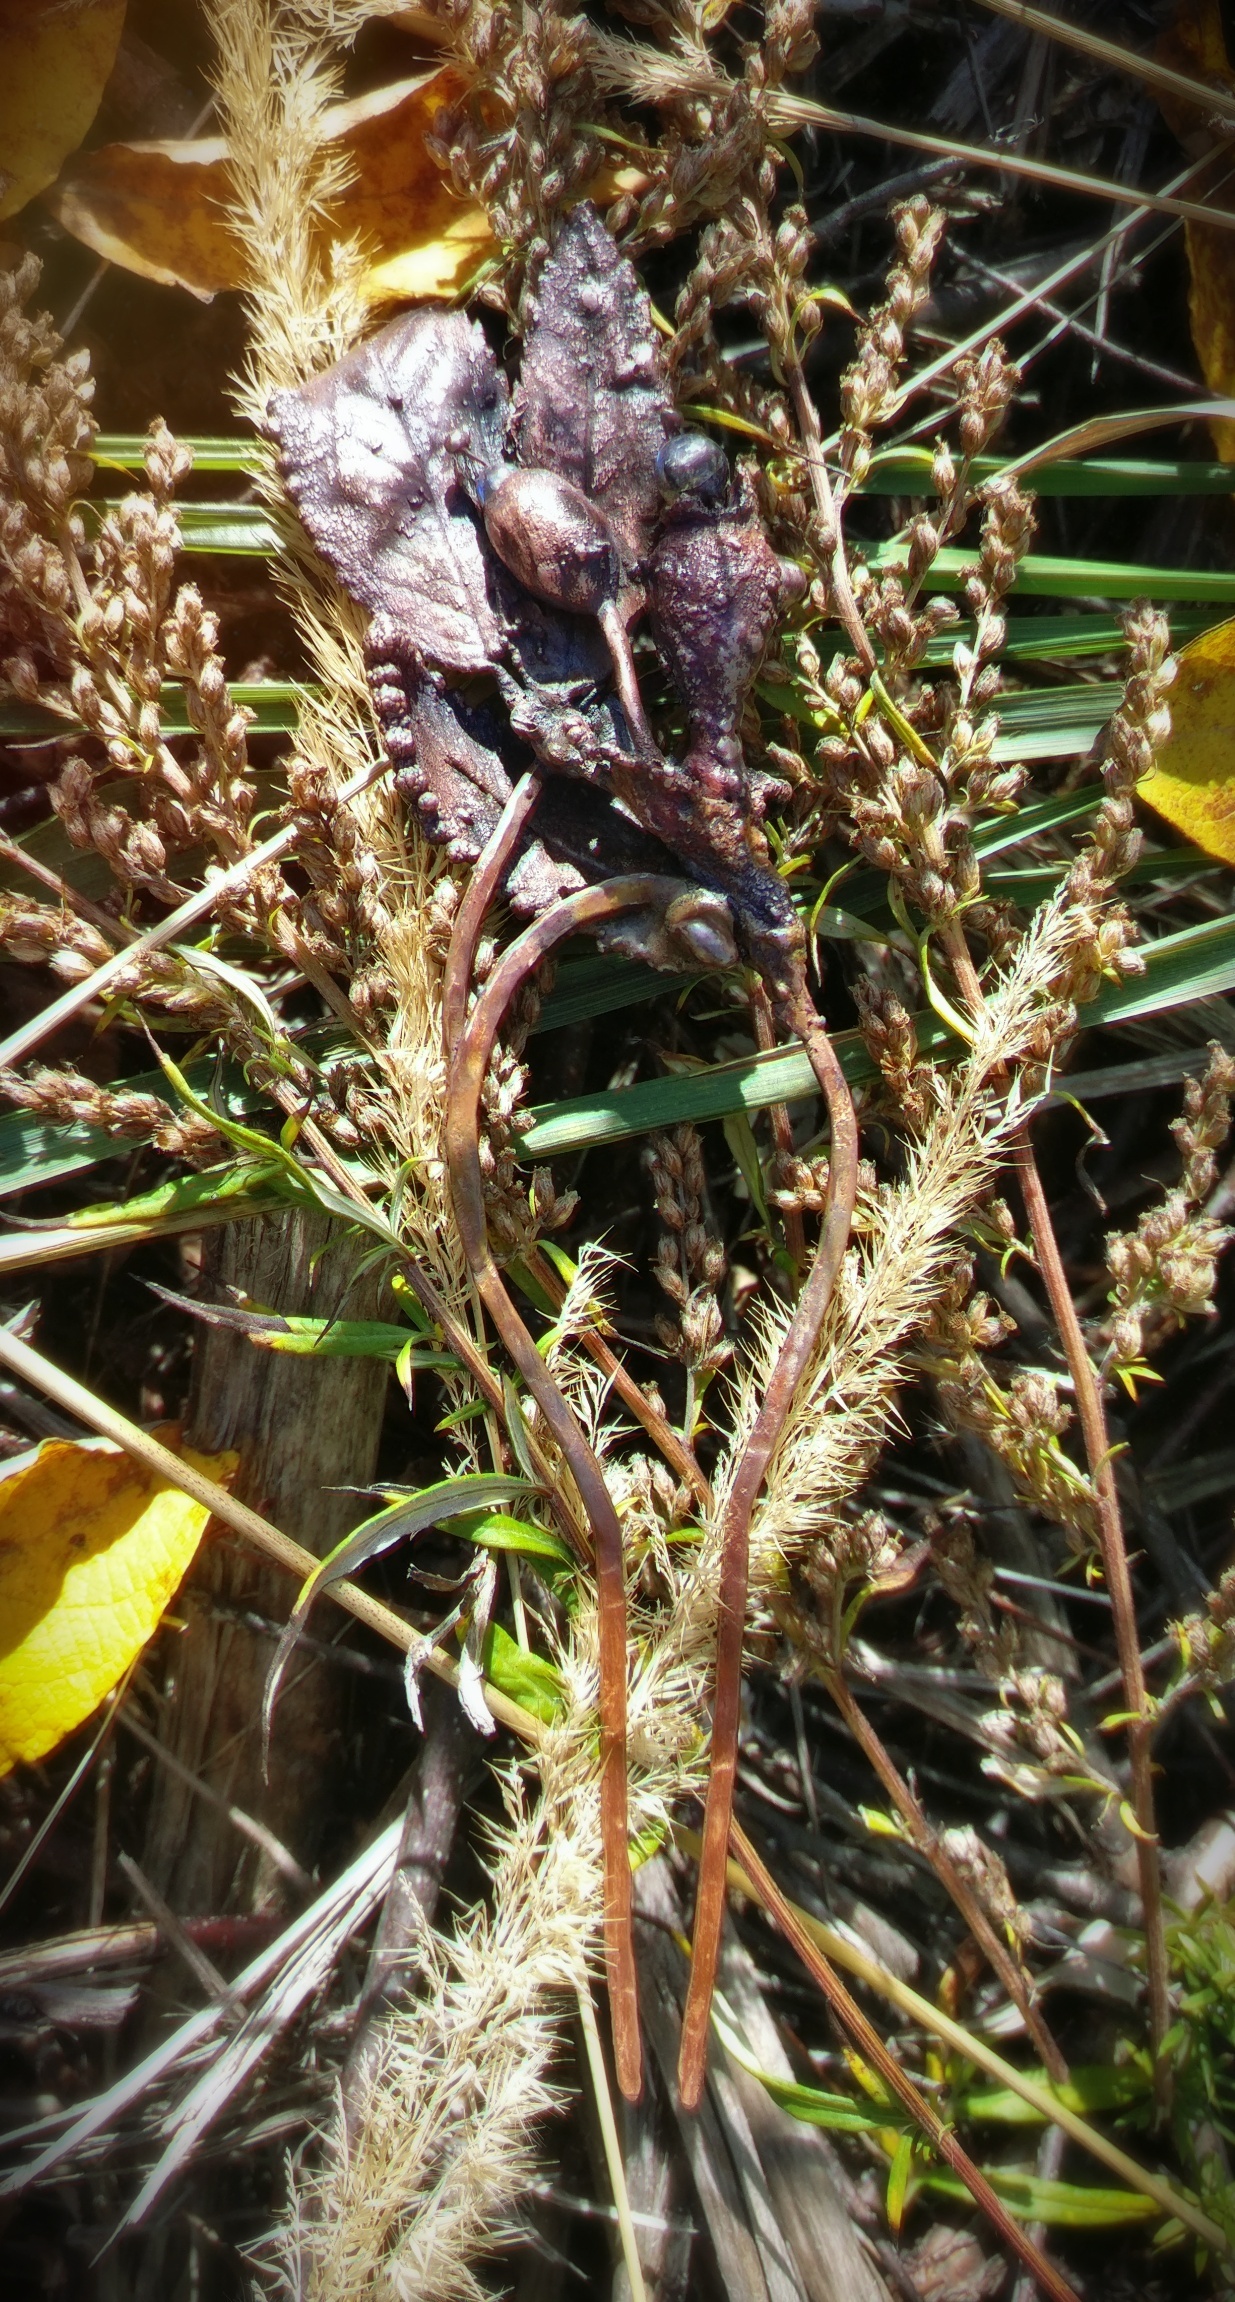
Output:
[267,309,506,673]
[514,205,676,585]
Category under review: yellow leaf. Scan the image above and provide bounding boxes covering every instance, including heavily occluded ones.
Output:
[1139,615,1235,862]
[0,1433,237,1776]
[45,66,488,305]
[0,0,126,223]
[1156,3,1235,459]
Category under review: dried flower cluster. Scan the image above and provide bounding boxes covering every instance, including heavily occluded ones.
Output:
[648,1123,731,1393]
[1103,1044,1235,1378]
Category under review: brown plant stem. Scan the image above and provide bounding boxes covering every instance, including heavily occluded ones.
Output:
[1012,1128,1172,2081]
[259,1085,593,1560]
[727,1818,1082,2302]
[438,775,712,1507]
[823,1660,1069,2081]
[938,917,1171,2083]
[441,770,545,1057]
[446,869,729,2105]
[784,361,876,677]
[677,980,860,2109]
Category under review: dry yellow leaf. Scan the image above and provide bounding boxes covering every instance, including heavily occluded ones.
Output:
[45,65,489,304]
[1157,1,1235,459]
[0,1432,237,1775]
[0,0,126,223]
[1139,615,1235,863]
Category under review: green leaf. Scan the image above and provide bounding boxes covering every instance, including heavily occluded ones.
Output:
[479,1620,568,1724]
[0,678,304,742]
[1087,914,1235,1025]
[918,610,1219,668]
[925,2169,1159,2228]
[519,911,1235,1162]
[449,1509,575,1568]
[262,1473,535,1748]
[722,1109,773,1231]
[94,434,264,475]
[246,1315,454,1362]
[0,1059,260,1198]
[866,540,1235,603]
[861,449,1235,498]
[960,2064,1151,2125]
[885,2133,917,2234]
[710,2007,906,2137]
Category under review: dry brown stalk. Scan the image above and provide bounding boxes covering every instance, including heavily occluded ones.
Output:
[677,984,860,2108]
[821,1661,1068,2082]
[727,1819,1082,2302]
[940,906,1172,2085]
[1012,1130,1172,2083]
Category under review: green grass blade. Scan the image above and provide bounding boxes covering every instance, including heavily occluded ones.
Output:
[521,913,1235,1159]
[866,540,1235,602]
[93,435,265,475]
[0,680,304,742]
[862,449,1235,497]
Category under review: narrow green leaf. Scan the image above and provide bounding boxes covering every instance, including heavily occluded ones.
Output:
[262,1473,535,1749]
[885,2134,917,2234]
[94,434,265,474]
[521,908,1235,1161]
[867,540,1235,603]
[449,1508,575,1568]
[0,679,305,742]
[959,2064,1151,2125]
[248,1315,454,1362]
[861,450,1235,498]
[1087,914,1235,1025]
[919,610,1219,666]
[711,2007,904,2135]
[924,2169,1158,2228]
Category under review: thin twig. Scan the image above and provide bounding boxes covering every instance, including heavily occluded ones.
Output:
[576,1982,648,2302]
[520,1242,713,1509]
[727,1818,1082,2302]
[971,0,1235,127]
[823,1661,1068,2080]
[939,918,1171,2085]
[1012,1129,1172,2083]
[0,756,390,1072]
[670,1822,1225,2248]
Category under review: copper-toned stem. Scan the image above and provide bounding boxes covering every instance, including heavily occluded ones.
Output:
[598,598,656,756]
[441,770,544,1058]
[1013,1128,1172,2091]
[446,869,722,2104]
[938,916,1171,2090]
[729,1818,1082,2302]
[824,1661,1068,2083]
[677,984,860,2109]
